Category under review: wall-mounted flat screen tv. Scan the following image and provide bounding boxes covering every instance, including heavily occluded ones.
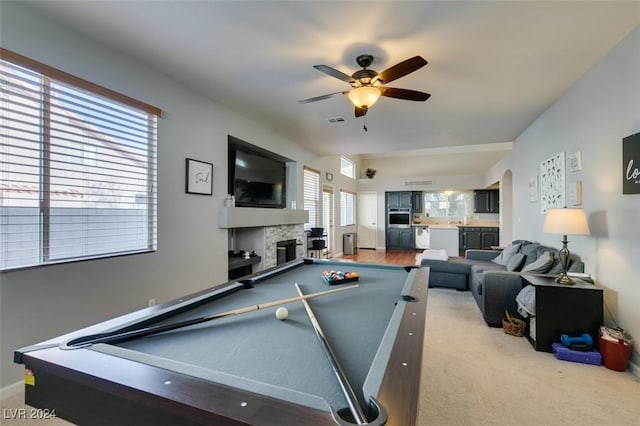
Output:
[228,136,288,209]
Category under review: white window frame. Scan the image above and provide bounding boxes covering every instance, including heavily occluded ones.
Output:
[340,156,356,179]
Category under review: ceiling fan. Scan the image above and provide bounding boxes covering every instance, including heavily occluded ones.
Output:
[299,54,430,118]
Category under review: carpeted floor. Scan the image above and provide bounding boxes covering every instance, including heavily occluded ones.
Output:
[2,287,638,425]
[417,288,639,426]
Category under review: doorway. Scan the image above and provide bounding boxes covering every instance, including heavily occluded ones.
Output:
[357,191,378,249]
[322,185,334,256]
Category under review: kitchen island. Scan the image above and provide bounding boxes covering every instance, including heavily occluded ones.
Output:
[427,225,459,257]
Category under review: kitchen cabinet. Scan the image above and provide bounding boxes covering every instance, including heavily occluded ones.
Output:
[412,192,423,213]
[481,228,499,248]
[474,190,499,213]
[386,191,413,209]
[459,226,499,256]
[386,228,414,250]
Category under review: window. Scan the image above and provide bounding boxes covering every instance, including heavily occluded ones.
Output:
[423,191,473,219]
[340,190,355,226]
[340,156,355,179]
[0,49,161,271]
[303,167,320,230]
[322,186,333,252]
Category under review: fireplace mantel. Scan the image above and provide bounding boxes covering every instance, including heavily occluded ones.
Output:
[219,207,308,228]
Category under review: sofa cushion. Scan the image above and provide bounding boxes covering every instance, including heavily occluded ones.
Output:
[506,253,526,272]
[421,257,477,275]
[470,260,504,296]
[547,254,584,275]
[491,242,521,266]
[547,254,564,274]
[519,243,544,266]
[471,261,505,275]
[521,251,554,273]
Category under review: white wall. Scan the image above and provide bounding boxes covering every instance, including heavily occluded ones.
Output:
[0,2,319,388]
[487,26,640,373]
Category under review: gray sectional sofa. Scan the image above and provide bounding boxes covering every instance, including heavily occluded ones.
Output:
[420,240,584,325]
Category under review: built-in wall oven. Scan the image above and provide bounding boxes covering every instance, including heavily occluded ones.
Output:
[387,208,411,228]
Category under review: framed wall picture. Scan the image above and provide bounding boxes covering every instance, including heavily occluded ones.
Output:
[185,158,213,195]
[623,132,640,194]
[569,151,582,172]
[528,175,538,202]
[325,172,333,181]
[567,181,582,206]
[540,152,565,213]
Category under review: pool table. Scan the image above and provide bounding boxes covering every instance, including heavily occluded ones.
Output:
[15,258,429,425]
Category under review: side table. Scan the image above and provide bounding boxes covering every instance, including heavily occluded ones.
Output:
[521,274,603,352]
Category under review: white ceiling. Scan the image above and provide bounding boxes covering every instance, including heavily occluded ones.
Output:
[22,1,640,174]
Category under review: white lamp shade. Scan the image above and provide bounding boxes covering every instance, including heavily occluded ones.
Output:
[543,208,590,235]
[347,87,381,108]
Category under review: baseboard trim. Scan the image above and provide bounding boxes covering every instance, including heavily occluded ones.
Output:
[627,358,639,378]
[0,381,23,401]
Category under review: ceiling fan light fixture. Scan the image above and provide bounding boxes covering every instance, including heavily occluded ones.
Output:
[347,86,381,108]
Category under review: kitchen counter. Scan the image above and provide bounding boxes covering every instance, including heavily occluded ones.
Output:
[412,223,499,229]
[423,224,459,229]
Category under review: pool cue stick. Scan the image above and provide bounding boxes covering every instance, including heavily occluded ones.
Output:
[61,284,359,350]
[294,283,368,425]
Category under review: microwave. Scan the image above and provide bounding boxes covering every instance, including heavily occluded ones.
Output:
[388,208,411,228]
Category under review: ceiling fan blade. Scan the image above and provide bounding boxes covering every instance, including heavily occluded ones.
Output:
[313,65,355,84]
[374,56,427,85]
[299,91,346,104]
[355,106,368,118]
[380,87,431,102]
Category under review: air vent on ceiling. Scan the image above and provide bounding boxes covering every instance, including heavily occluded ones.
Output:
[326,116,346,124]
[405,180,433,186]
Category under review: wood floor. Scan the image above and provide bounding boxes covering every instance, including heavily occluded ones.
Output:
[335,249,419,266]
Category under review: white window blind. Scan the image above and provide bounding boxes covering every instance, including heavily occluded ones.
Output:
[340,190,355,226]
[0,49,161,271]
[303,167,320,230]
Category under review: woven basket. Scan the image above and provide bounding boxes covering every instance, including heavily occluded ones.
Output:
[502,310,525,337]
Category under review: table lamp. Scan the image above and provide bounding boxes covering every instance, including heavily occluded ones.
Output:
[542,208,590,285]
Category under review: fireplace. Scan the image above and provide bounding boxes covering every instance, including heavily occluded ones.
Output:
[277,239,297,265]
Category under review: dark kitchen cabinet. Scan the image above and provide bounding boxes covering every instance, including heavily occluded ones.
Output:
[386,228,414,250]
[474,190,499,213]
[386,192,413,209]
[459,226,500,256]
[482,228,499,248]
[412,192,423,213]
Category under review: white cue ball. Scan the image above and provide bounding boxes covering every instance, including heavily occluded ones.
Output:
[275,307,288,320]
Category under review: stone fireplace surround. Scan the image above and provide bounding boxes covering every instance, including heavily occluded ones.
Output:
[221,207,308,272]
[229,224,305,271]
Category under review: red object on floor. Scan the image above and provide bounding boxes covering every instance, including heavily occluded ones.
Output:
[599,336,633,371]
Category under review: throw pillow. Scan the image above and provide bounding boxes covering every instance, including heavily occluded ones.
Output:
[547,254,565,274]
[521,251,554,273]
[491,242,521,266]
[506,253,526,272]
